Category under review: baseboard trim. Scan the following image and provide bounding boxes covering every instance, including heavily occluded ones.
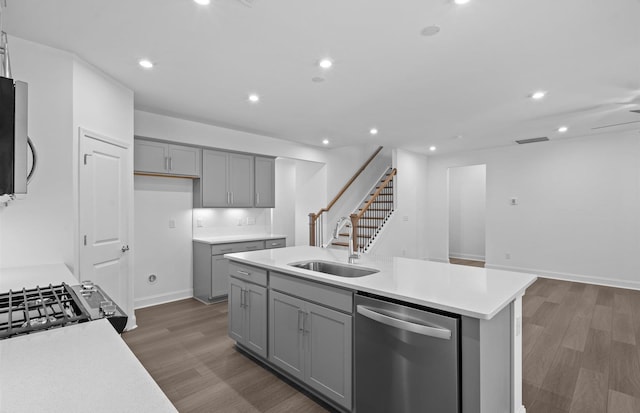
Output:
[449,252,486,261]
[134,289,194,309]
[485,264,640,291]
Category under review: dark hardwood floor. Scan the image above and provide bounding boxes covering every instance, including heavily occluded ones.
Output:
[449,258,485,267]
[123,277,640,413]
[123,299,331,413]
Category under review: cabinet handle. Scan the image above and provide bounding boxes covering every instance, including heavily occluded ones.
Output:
[239,288,244,308]
[298,309,305,332]
[244,289,250,308]
[227,192,230,205]
[256,192,260,205]
[231,192,234,204]
[168,157,173,171]
[270,242,279,246]
[237,270,251,276]
[247,246,257,250]
[220,248,233,253]
[303,311,309,335]
[164,156,169,171]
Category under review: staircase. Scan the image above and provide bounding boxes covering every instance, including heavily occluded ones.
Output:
[331,167,396,253]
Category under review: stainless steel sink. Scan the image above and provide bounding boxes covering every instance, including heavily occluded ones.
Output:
[288,260,379,277]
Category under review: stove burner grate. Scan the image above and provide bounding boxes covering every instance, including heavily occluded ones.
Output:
[0,283,91,339]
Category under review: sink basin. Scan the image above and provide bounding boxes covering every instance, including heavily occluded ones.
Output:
[288,260,379,277]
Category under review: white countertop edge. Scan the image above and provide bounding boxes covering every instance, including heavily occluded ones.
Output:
[224,253,537,320]
[193,234,287,245]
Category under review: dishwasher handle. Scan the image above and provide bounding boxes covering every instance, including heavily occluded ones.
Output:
[356,305,452,340]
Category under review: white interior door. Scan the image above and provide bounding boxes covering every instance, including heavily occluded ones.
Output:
[79,130,129,309]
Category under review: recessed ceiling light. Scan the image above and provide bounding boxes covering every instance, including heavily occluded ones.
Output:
[193,0,211,5]
[322,139,330,145]
[369,128,378,135]
[319,59,333,69]
[454,0,470,4]
[530,91,547,100]
[248,94,260,103]
[558,126,568,133]
[138,59,154,69]
[420,26,441,37]
[429,146,437,151]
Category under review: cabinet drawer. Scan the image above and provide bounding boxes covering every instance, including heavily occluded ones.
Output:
[270,272,353,313]
[211,241,265,255]
[265,238,286,249]
[229,262,268,287]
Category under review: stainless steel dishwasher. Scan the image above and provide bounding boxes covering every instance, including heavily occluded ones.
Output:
[355,293,460,413]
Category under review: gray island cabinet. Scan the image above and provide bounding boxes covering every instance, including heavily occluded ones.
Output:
[225,246,536,413]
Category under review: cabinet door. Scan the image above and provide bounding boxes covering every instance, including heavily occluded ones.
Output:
[134,140,168,173]
[202,150,229,207]
[305,302,353,409]
[245,283,267,358]
[269,291,305,381]
[228,278,245,343]
[211,255,229,298]
[167,144,200,176]
[254,156,275,208]
[228,153,254,207]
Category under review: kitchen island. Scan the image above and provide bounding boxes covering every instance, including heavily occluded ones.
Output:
[0,264,177,413]
[225,246,537,413]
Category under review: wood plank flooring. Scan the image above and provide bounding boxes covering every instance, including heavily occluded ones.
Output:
[523,278,640,413]
[123,277,640,413]
[449,258,485,267]
[122,299,332,413]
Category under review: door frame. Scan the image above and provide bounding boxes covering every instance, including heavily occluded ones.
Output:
[76,127,135,329]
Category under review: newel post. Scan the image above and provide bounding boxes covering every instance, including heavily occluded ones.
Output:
[309,213,317,247]
[350,213,359,253]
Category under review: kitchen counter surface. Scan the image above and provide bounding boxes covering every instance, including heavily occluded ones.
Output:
[193,233,287,244]
[0,263,78,291]
[0,319,176,413]
[226,246,537,320]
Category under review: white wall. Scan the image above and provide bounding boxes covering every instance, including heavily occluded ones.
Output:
[449,164,486,261]
[426,131,640,289]
[295,160,327,246]
[370,149,429,259]
[272,158,296,245]
[0,37,74,269]
[134,176,193,308]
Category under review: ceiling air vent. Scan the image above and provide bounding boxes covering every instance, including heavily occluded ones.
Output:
[515,137,549,144]
[631,109,640,114]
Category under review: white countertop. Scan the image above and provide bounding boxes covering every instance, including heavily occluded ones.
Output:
[225,246,537,320]
[0,319,176,413]
[0,264,176,413]
[0,263,78,291]
[193,233,287,244]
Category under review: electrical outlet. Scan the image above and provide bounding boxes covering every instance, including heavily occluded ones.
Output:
[196,219,203,227]
[169,219,176,229]
[403,216,409,222]
[510,197,518,206]
[237,218,243,226]
[247,217,256,225]
[505,253,511,260]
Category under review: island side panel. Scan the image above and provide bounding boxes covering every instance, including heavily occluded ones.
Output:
[512,296,525,413]
[461,303,512,413]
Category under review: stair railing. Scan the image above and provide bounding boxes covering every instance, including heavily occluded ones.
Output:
[309,146,383,247]
[349,168,397,253]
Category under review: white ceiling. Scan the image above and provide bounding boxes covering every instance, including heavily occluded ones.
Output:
[4,0,640,154]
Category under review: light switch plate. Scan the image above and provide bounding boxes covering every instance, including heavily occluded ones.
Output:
[169,219,176,229]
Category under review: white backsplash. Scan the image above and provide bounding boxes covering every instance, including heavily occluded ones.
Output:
[192,208,273,238]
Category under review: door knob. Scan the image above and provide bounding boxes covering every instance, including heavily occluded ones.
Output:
[121,245,130,253]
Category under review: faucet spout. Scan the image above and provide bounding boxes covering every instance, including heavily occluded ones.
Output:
[333,217,360,264]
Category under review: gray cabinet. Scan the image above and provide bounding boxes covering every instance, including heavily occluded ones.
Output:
[269,274,353,409]
[195,149,254,208]
[229,277,267,358]
[134,139,200,176]
[254,156,275,208]
[193,238,285,304]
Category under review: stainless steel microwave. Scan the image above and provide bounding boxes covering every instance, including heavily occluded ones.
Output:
[0,75,28,196]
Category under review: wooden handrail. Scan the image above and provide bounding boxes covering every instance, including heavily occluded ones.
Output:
[312,146,383,220]
[355,168,396,220]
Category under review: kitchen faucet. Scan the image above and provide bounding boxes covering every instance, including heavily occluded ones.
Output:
[333,217,360,264]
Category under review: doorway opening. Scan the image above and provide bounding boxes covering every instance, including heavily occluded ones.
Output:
[448,164,486,268]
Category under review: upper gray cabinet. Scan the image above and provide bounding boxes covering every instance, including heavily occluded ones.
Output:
[195,149,254,208]
[254,156,275,208]
[134,139,201,177]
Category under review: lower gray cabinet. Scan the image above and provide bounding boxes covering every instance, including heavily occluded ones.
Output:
[229,277,267,358]
[269,290,352,409]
